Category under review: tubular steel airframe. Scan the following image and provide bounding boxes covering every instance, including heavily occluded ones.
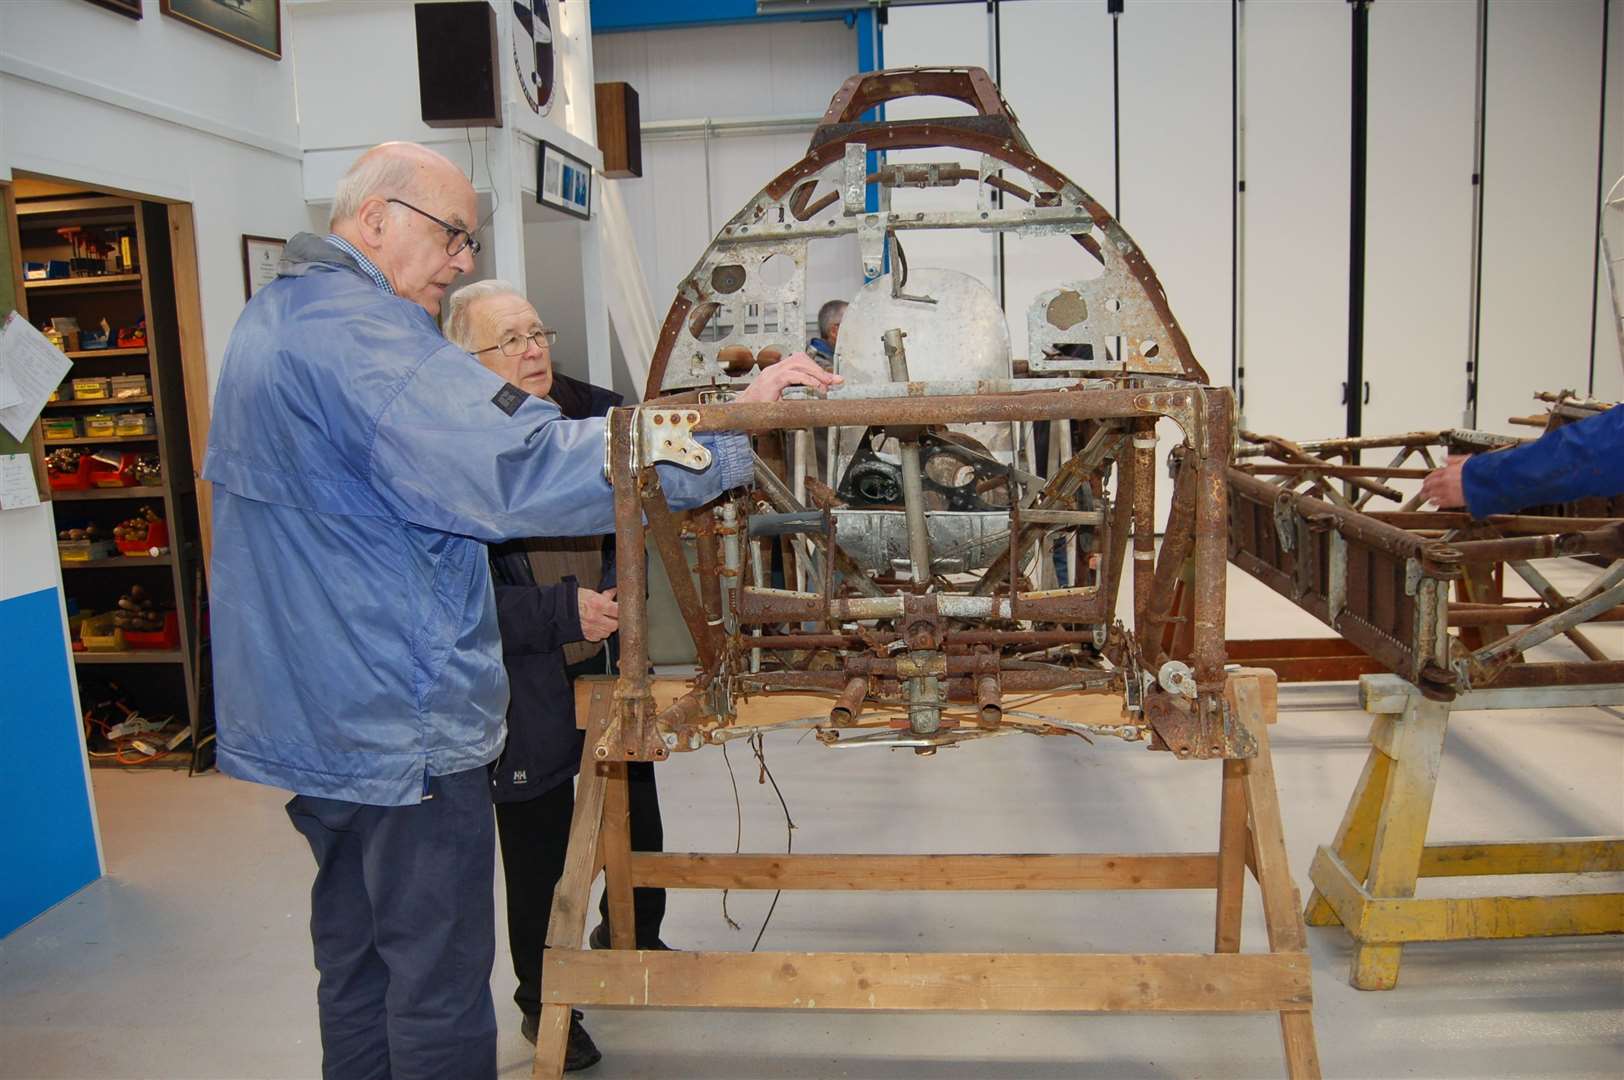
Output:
[597,66,1241,765]
[536,69,1319,1080]
[1228,395,1624,699]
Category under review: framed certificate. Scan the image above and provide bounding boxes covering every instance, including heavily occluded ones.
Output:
[241,235,285,301]
[537,141,592,221]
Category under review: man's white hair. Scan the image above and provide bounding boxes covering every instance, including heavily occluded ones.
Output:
[328,145,431,230]
[445,279,525,351]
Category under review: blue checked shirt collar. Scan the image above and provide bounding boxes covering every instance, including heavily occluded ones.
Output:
[324,234,395,296]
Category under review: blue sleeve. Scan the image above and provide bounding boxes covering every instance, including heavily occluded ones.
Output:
[366,343,753,541]
[1462,405,1624,517]
[494,580,582,655]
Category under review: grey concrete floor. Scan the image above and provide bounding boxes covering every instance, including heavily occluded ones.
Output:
[2,561,1621,1079]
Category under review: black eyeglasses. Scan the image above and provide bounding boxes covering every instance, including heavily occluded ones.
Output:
[474,328,558,357]
[387,197,482,257]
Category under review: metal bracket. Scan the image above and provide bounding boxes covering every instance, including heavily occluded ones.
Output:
[858,212,887,281]
[842,142,868,215]
[1157,659,1197,699]
[1404,557,1423,597]
[1273,495,1296,554]
[635,407,712,472]
[1327,530,1348,623]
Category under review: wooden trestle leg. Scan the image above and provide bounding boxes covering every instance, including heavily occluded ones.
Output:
[534,669,1321,1079]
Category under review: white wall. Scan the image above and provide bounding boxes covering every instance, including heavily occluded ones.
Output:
[523,217,590,386]
[1360,0,1477,437]
[1238,0,1351,440]
[1477,0,1606,434]
[1595,2,1624,405]
[593,19,861,330]
[0,0,308,397]
[998,1,1114,363]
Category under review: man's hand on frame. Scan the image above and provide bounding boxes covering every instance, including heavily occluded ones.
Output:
[578,586,619,642]
[736,352,842,404]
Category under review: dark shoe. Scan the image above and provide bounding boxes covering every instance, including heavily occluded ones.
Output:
[565,1011,602,1072]
[520,1010,603,1073]
[589,922,672,950]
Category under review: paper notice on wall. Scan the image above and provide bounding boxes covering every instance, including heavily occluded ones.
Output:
[0,358,20,411]
[0,453,40,510]
[0,311,72,442]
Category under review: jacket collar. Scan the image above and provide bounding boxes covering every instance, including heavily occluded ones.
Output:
[277,231,378,284]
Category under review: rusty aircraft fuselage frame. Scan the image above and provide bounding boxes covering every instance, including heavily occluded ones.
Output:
[1227,402,1624,699]
[596,67,1241,764]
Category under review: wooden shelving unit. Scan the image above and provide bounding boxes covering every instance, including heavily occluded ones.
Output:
[12,190,209,771]
[23,273,144,291]
[52,486,167,501]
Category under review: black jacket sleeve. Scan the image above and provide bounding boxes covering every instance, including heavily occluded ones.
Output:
[493,578,585,656]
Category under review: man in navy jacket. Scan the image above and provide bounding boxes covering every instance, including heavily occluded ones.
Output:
[446,281,835,1069]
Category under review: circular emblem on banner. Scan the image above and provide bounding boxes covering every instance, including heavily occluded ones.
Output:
[512,0,558,116]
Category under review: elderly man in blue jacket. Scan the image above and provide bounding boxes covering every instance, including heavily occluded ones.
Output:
[202,141,836,1080]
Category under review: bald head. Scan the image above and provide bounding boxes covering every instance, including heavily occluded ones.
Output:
[329,142,479,317]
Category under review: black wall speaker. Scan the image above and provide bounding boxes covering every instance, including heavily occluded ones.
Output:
[415,2,502,129]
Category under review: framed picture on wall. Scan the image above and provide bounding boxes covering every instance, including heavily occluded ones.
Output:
[80,0,143,18]
[537,141,592,221]
[161,0,281,60]
[241,235,285,301]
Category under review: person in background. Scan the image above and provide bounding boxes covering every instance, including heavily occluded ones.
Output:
[808,298,847,368]
[445,280,837,1071]
[1420,404,1624,515]
[203,141,838,1080]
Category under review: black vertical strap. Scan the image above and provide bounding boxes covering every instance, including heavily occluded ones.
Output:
[1588,0,1611,396]
[1466,0,1488,428]
[1110,0,1124,218]
[991,0,1003,296]
[1232,0,1242,401]
[1347,0,1370,441]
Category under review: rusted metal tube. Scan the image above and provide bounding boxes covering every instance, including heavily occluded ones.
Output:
[1131,422,1157,637]
[1444,525,1624,563]
[719,501,742,635]
[1448,603,1624,627]
[1367,512,1621,533]
[1190,389,1231,695]
[656,690,705,730]
[882,328,934,583]
[830,676,868,726]
[1145,450,1197,663]
[736,667,1114,696]
[749,634,867,650]
[606,411,657,760]
[947,629,1098,647]
[694,513,724,628]
[681,386,1194,434]
[976,674,1002,728]
[1471,659,1624,689]
[1239,463,1433,481]
[744,629,1103,650]
[844,654,1097,677]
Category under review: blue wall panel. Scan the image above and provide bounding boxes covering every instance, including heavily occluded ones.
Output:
[0,586,101,937]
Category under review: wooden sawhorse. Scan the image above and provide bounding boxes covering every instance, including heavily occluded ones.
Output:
[1304,674,1624,990]
[531,668,1320,1078]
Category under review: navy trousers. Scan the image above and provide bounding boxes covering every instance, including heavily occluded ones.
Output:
[286,766,498,1080]
[494,760,666,1019]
